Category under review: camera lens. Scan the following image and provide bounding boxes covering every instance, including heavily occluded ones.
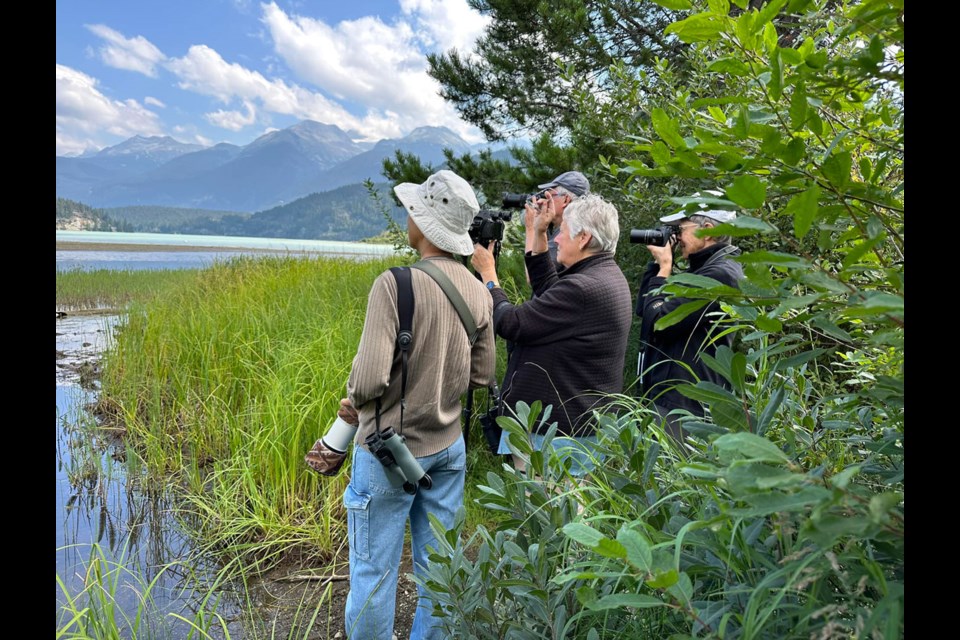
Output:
[630,229,668,246]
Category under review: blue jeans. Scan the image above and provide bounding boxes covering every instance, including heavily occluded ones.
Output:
[497,429,600,476]
[343,435,466,640]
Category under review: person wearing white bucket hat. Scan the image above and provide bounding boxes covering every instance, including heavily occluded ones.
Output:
[339,169,495,640]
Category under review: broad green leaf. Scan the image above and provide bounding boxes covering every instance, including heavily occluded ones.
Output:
[756,386,784,435]
[594,538,627,559]
[649,141,672,166]
[651,0,693,9]
[712,401,749,432]
[789,85,808,130]
[725,175,766,208]
[651,108,687,149]
[707,58,751,76]
[735,105,749,139]
[800,270,850,294]
[665,12,725,43]
[780,47,802,65]
[830,465,861,489]
[736,486,832,516]
[646,569,679,589]
[707,0,730,14]
[801,514,874,546]
[807,110,823,135]
[653,299,710,331]
[617,528,653,573]
[737,250,810,268]
[710,216,778,236]
[667,273,742,291]
[756,0,788,26]
[584,593,667,611]
[729,351,747,393]
[563,523,605,547]
[810,315,853,342]
[771,348,828,372]
[755,315,782,332]
[869,492,903,524]
[763,23,779,56]
[667,572,694,607]
[786,184,820,239]
[780,137,805,165]
[677,381,740,406]
[841,233,886,270]
[714,432,789,462]
[727,462,803,494]
[716,151,745,170]
[707,106,727,123]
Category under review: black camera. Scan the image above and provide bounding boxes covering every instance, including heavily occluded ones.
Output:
[500,190,548,209]
[630,226,678,247]
[469,209,514,246]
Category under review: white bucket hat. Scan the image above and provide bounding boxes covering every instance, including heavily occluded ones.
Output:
[394,170,479,256]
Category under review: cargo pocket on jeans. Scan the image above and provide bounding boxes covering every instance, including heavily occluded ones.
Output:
[343,484,372,561]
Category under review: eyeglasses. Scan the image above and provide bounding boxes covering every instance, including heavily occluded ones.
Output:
[678,223,701,232]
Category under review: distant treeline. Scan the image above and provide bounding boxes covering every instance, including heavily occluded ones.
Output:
[57,181,405,241]
[56,197,134,232]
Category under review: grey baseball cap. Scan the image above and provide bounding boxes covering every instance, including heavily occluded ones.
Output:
[537,171,590,197]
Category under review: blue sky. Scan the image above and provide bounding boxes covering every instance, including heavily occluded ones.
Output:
[56,0,492,156]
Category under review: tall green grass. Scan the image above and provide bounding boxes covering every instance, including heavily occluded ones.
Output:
[97,255,392,561]
[96,254,511,568]
[57,268,200,311]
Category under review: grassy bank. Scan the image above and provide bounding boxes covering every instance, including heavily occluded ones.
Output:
[88,254,508,566]
[57,267,201,311]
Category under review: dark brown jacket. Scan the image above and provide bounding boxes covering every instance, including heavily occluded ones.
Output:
[490,251,632,436]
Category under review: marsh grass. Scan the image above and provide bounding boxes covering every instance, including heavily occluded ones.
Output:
[57,268,201,311]
[95,254,512,566]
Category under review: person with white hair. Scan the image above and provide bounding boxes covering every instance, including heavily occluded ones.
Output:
[337,169,496,640]
[472,193,633,474]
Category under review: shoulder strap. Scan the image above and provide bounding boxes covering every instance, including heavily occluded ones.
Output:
[411,260,480,345]
[386,266,414,434]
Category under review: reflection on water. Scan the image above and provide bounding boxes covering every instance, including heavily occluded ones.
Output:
[56,315,244,636]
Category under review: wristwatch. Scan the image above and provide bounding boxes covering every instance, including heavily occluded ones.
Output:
[486,280,497,290]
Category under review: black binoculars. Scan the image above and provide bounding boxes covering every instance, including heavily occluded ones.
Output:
[365,427,432,495]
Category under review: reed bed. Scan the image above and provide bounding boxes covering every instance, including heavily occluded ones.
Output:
[57,267,200,311]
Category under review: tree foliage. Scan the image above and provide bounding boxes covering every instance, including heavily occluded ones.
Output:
[428,0,687,141]
[419,1,904,637]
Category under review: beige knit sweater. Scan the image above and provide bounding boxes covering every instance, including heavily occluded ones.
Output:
[347,256,496,457]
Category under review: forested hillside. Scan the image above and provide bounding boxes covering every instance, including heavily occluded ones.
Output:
[56,198,133,232]
[58,182,404,241]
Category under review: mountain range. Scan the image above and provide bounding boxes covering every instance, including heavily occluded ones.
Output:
[56,121,493,213]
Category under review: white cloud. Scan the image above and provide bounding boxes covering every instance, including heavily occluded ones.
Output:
[144,96,166,108]
[206,100,257,131]
[260,1,488,142]
[85,24,167,77]
[399,0,490,53]
[166,44,365,132]
[56,64,163,155]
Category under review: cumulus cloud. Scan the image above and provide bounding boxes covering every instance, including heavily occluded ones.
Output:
[260,1,488,142]
[206,100,258,131]
[85,24,167,77]
[166,44,364,131]
[56,64,163,155]
[144,96,166,108]
[399,0,489,53]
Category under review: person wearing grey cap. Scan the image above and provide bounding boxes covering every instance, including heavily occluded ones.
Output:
[636,205,745,441]
[525,170,591,268]
[339,169,496,640]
